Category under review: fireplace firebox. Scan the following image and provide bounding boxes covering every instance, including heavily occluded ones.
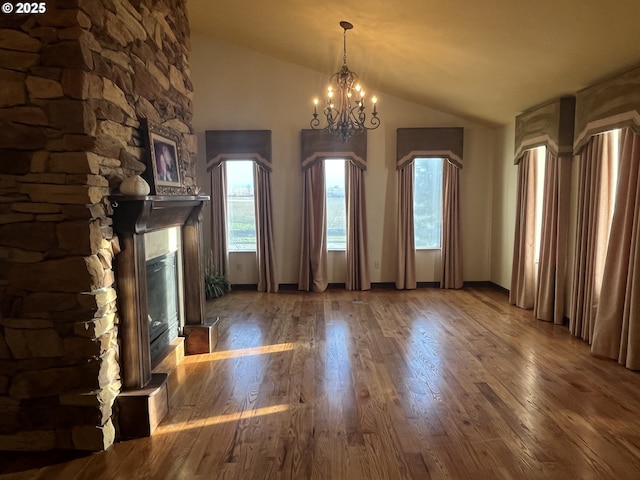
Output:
[147,252,180,365]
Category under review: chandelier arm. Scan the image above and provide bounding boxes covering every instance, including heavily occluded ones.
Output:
[347,104,379,131]
[324,104,341,126]
[368,115,381,129]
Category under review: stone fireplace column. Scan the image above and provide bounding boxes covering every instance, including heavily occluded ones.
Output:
[0,0,197,451]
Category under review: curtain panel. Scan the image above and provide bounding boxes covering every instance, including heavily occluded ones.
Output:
[209,163,229,277]
[509,150,536,308]
[569,132,618,342]
[298,160,328,292]
[396,127,464,289]
[569,65,640,359]
[510,148,571,323]
[441,160,463,289]
[396,164,416,289]
[254,164,278,292]
[205,130,278,291]
[298,130,369,292]
[510,97,575,323]
[346,161,371,290]
[534,150,571,324]
[591,129,640,369]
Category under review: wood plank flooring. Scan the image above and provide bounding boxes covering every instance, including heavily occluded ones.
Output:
[2,287,640,479]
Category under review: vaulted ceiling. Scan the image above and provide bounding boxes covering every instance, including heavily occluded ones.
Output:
[187,0,640,126]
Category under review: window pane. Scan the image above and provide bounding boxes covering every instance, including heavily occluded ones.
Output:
[413,158,442,249]
[325,159,346,251]
[533,146,546,265]
[226,160,256,252]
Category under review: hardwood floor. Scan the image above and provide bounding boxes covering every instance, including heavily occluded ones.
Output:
[2,287,640,479]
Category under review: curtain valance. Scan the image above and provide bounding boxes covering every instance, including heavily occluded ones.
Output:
[514,97,575,164]
[396,127,464,170]
[300,129,367,171]
[205,130,272,171]
[574,65,640,154]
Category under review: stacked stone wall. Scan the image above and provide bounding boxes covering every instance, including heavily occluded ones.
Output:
[0,0,194,451]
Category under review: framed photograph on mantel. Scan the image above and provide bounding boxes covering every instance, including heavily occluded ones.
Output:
[141,118,187,195]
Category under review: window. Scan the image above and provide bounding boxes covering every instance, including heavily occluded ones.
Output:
[325,159,346,251]
[532,146,546,266]
[226,160,256,252]
[610,128,621,203]
[413,158,442,249]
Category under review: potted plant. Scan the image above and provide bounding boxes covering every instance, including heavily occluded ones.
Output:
[203,256,231,300]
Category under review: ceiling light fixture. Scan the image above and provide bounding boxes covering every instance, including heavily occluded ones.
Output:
[310,21,380,142]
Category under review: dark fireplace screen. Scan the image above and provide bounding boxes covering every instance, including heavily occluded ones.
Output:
[146,252,180,365]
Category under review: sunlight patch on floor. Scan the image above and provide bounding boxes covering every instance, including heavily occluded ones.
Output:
[157,404,290,434]
[182,342,297,363]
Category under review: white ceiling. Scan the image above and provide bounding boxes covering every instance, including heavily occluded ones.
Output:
[187,0,640,126]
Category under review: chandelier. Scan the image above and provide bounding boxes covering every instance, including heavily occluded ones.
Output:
[310,21,380,142]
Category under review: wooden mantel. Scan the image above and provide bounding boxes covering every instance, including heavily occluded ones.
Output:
[110,195,210,390]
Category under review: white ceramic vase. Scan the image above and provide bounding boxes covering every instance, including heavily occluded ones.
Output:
[119,175,150,196]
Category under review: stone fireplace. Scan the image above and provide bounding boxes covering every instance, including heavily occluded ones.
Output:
[0,0,199,451]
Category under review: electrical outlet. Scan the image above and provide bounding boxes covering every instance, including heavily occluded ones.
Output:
[374,260,380,269]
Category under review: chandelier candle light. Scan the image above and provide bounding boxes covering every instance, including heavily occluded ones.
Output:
[311,21,380,142]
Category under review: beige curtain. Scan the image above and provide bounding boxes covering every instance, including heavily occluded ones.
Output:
[298,161,327,292]
[396,164,416,289]
[510,151,537,308]
[346,161,371,290]
[569,132,617,342]
[592,129,640,369]
[534,151,571,324]
[441,160,463,288]
[254,163,278,293]
[209,162,229,276]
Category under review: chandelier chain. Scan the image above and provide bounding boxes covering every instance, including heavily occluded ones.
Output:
[343,28,347,66]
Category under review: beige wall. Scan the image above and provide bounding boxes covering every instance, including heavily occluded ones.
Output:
[490,121,517,289]
[191,34,498,285]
